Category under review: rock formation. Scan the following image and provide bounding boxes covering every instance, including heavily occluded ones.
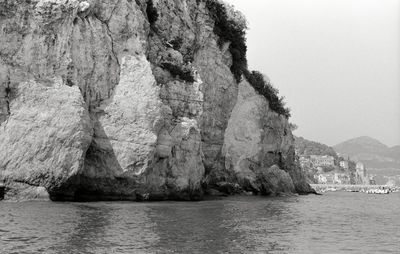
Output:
[0,0,313,201]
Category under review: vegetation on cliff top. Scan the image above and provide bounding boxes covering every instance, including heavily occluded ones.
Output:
[243,70,290,118]
[205,0,291,118]
[205,0,247,82]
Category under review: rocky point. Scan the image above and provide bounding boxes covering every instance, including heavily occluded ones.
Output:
[0,0,314,201]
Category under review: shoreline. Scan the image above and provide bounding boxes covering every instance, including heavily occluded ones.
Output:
[311,184,400,193]
[0,187,316,202]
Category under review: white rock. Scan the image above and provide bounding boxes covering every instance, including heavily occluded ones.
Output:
[0,0,311,200]
[0,78,93,196]
[78,1,90,12]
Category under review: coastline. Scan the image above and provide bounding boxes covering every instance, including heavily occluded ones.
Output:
[311,184,400,194]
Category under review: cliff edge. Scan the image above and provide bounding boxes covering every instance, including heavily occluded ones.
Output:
[0,0,313,201]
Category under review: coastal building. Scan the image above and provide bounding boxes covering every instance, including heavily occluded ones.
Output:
[356,162,365,174]
[325,174,334,184]
[339,160,349,170]
[316,174,327,184]
[334,173,350,185]
[354,175,369,185]
[316,173,335,184]
[355,162,367,185]
[354,162,369,185]
[316,173,351,185]
[369,177,376,185]
[309,155,335,167]
[299,156,313,168]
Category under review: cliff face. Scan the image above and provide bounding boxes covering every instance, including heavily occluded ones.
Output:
[0,0,313,201]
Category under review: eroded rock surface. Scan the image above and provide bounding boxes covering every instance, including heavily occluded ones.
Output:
[0,78,93,197]
[0,0,312,201]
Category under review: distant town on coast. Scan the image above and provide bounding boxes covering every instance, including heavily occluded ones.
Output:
[299,154,370,185]
[295,136,400,187]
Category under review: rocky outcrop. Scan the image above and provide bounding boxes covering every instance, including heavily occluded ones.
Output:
[0,0,313,201]
[0,78,93,199]
[221,79,312,195]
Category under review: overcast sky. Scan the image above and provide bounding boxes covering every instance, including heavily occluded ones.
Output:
[226,0,400,147]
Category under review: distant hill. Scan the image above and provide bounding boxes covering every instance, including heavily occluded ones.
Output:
[294,136,337,158]
[333,136,400,169]
[387,146,400,159]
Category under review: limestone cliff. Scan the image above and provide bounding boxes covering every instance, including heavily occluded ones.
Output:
[0,0,313,201]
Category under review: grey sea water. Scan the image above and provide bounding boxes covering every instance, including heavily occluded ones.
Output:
[1,192,399,253]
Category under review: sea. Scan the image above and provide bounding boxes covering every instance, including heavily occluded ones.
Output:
[1,192,399,253]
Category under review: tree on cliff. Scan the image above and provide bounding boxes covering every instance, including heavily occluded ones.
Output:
[205,0,291,118]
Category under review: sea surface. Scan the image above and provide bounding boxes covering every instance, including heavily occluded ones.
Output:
[1,192,399,253]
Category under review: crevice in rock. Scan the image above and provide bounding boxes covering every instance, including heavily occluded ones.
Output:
[12,179,41,187]
[0,69,12,125]
[83,11,121,113]
[107,0,122,23]
[5,74,11,116]
[159,97,203,103]
[92,13,120,71]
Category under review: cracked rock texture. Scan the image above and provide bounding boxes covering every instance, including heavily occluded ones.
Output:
[0,0,312,201]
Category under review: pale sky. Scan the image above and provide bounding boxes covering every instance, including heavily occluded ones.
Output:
[226,0,400,147]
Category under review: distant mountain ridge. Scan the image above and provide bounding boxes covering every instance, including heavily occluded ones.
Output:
[333,136,400,169]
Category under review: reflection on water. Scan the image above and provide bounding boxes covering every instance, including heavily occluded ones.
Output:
[1,193,400,253]
[147,201,243,252]
[56,204,112,254]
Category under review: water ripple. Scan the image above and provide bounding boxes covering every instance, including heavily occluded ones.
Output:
[0,193,399,253]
